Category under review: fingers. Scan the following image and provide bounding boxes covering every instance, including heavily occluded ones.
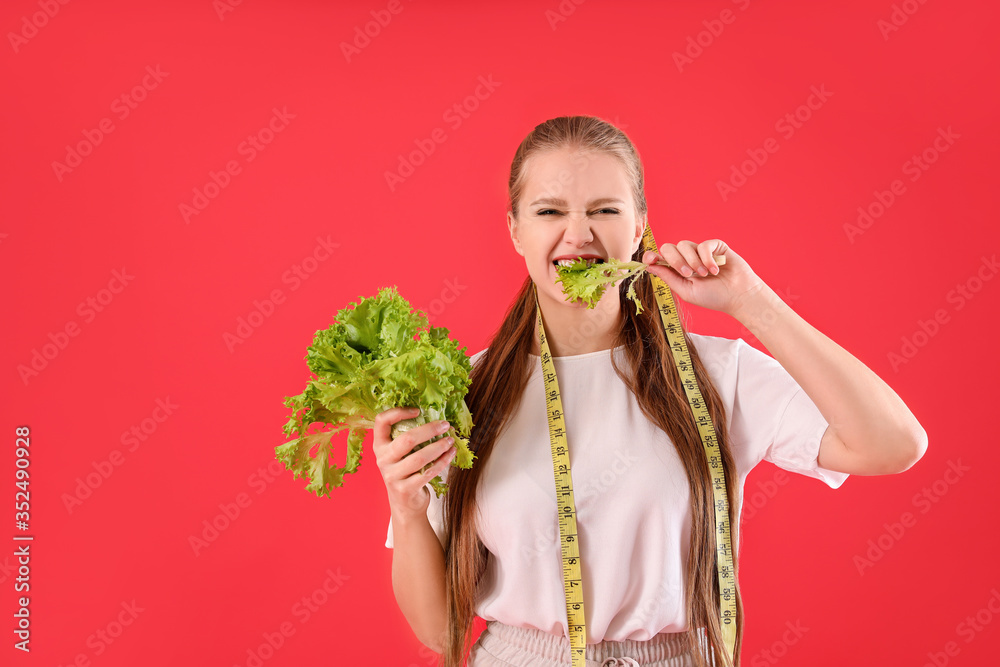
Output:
[658,242,696,277]
[396,442,455,514]
[405,437,457,481]
[375,407,458,519]
[675,241,709,276]
[372,406,420,454]
[657,241,727,277]
[390,434,455,493]
[376,410,451,466]
[394,418,450,456]
[697,240,727,275]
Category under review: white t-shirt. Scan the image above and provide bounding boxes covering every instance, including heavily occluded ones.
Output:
[384,333,849,642]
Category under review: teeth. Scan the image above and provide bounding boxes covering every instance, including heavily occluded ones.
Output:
[554,257,604,267]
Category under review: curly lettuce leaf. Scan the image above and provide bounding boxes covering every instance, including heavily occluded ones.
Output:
[554,258,648,315]
[275,429,345,495]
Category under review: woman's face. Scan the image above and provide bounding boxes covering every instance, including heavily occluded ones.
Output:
[507,146,645,309]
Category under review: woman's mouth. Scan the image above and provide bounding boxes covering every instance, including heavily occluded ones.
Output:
[553,257,606,268]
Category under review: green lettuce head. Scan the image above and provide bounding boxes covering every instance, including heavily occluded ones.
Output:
[277,286,476,498]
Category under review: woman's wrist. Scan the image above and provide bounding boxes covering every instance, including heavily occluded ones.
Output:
[729,282,785,333]
[390,490,432,526]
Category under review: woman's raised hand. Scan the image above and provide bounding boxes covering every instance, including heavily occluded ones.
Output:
[642,239,767,317]
[373,406,457,521]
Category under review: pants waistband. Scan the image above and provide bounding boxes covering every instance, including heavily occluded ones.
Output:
[479,620,704,666]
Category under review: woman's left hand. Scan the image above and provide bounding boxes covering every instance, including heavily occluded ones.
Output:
[641,239,767,317]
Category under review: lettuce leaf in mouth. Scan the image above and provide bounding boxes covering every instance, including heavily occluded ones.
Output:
[277,286,476,498]
[554,257,649,315]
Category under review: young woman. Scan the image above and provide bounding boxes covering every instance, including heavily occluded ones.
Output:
[376,116,927,667]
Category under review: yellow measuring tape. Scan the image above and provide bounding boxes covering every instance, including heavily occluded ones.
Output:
[535,223,737,666]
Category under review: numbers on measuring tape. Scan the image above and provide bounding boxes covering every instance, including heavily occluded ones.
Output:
[536,292,589,667]
[534,223,738,667]
[641,224,738,666]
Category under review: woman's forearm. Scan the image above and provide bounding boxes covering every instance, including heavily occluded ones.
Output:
[731,283,928,473]
[390,510,448,653]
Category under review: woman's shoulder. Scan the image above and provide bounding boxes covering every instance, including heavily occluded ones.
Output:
[468,347,488,367]
[686,332,747,356]
[684,333,758,381]
[687,332,787,384]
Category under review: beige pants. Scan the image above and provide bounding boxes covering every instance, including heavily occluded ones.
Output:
[468,620,712,667]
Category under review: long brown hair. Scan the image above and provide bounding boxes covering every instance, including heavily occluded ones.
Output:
[440,116,744,666]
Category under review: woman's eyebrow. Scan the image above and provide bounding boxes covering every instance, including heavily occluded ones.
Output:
[529,197,625,207]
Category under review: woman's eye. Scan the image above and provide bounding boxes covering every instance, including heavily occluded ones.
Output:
[535,208,620,216]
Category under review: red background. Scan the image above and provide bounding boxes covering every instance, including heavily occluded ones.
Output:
[3,1,999,665]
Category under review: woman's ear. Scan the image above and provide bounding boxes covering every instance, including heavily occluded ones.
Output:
[632,214,647,256]
[508,211,524,257]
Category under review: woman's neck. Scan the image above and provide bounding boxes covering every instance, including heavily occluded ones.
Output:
[529,287,621,357]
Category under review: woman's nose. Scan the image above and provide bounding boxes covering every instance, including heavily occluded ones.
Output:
[562,212,593,243]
